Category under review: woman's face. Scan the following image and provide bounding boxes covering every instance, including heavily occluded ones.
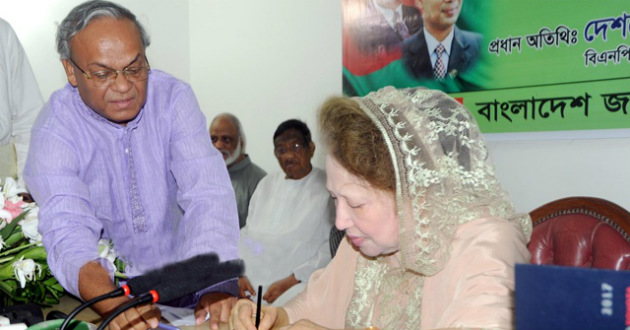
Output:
[326,156,400,257]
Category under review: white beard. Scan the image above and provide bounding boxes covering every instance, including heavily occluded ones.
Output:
[225,139,242,166]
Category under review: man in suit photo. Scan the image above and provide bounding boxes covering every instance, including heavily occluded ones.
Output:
[402,0,481,81]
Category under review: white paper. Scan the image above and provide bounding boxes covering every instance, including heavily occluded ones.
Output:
[157,305,208,327]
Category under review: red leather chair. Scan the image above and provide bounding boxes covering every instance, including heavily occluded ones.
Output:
[528,196,630,270]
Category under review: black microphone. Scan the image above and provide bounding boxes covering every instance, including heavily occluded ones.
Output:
[123,253,217,294]
[60,253,237,330]
[156,258,244,303]
[96,258,244,330]
[126,252,223,295]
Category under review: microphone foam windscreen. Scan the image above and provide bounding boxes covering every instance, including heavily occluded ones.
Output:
[155,258,244,303]
[125,253,238,296]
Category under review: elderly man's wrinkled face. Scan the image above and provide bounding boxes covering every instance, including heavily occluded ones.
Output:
[210,117,244,166]
[62,17,148,125]
[274,129,314,180]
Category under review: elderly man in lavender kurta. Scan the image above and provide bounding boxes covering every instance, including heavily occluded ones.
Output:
[24,1,239,330]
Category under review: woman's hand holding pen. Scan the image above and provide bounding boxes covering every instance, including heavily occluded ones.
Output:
[229,299,282,330]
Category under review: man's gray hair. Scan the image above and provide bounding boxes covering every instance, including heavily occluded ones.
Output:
[56,0,151,60]
[212,113,247,151]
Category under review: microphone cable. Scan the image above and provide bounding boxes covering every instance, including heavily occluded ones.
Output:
[59,253,218,330]
[60,254,243,330]
[59,285,131,330]
[96,291,159,330]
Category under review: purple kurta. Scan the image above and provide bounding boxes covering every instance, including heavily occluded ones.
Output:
[24,70,239,299]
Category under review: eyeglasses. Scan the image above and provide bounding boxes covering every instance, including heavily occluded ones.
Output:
[69,57,151,87]
[274,142,307,157]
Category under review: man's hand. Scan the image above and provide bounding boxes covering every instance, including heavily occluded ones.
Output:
[106,301,160,330]
[79,261,160,330]
[238,276,256,299]
[194,292,236,330]
[263,274,299,304]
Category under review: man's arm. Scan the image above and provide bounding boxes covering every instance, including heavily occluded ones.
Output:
[291,196,335,285]
[167,84,240,325]
[168,84,239,265]
[24,126,110,297]
[264,211,333,304]
[79,261,160,330]
[262,274,300,304]
[4,20,43,189]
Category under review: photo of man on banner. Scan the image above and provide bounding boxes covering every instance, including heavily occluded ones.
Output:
[402,0,482,82]
[342,0,485,97]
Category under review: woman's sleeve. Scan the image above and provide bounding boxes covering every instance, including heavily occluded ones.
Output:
[421,217,531,330]
[283,238,358,329]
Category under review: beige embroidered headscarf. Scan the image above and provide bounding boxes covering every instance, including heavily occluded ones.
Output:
[325,87,532,329]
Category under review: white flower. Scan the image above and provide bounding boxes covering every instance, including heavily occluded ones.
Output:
[0,191,6,218]
[19,208,42,243]
[98,239,118,264]
[0,235,5,252]
[12,256,42,289]
[0,177,27,222]
[0,206,12,223]
[2,177,25,200]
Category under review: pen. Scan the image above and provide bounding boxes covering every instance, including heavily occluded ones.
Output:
[157,322,181,330]
[255,285,262,329]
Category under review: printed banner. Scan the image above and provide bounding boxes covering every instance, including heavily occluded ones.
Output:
[342,0,630,132]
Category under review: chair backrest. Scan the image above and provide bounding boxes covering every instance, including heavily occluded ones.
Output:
[528,196,630,270]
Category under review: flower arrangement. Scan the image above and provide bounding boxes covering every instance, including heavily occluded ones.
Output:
[98,238,127,286]
[0,177,63,307]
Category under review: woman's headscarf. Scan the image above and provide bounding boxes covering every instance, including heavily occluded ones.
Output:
[343,87,532,329]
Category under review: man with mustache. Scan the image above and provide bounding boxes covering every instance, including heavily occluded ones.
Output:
[402,0,481,81]
[237,119,334,306]
[24,1,239,330]
[210,113,266,228]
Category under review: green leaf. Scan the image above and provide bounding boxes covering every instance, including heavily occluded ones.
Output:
[4,230,25,247]
[19,245,47,260]
[0,241,38,258]
[0,260,14,279]
[44,296,60,306]
[43,277,58,285]
[51,283,63,291]
[0,279,16,295]
[0,210,29,239]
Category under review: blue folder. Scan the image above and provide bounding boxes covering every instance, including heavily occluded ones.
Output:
[515,263,630,330]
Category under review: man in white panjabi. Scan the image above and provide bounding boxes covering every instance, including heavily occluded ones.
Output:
[238,119,334,306]
[0,18,43,191]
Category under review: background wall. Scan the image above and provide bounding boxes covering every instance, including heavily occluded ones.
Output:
[1,1,628,213]
[188,0,342,173]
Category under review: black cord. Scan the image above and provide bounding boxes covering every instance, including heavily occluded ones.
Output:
[60,288,125,330]
[96,292,155,330]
